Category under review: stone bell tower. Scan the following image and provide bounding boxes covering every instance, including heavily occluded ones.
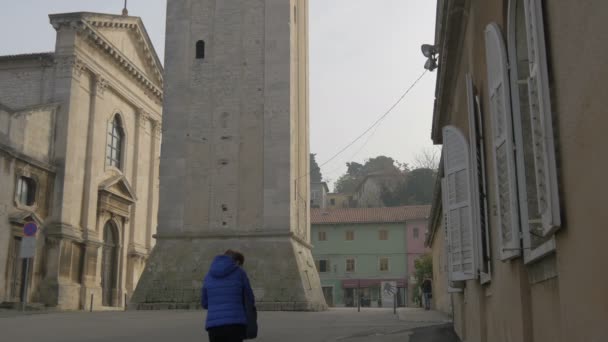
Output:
[131,0,326,311]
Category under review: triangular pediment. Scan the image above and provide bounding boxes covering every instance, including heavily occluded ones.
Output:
[49,12,163,89]
[99,174,137,203]
[92,25,161,86]
[9,210,44,226]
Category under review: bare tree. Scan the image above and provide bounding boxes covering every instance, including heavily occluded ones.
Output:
[412,147,440,170]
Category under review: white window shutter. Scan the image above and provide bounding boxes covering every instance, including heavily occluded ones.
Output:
[485,23,521,260]
[442,126,477,281]
[523,0,561,236]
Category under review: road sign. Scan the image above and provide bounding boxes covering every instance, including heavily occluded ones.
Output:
[19,236,37,259]
[24,222,38,237]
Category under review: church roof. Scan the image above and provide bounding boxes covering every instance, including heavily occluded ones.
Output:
[0,52,54,62]
[49,12,163,94]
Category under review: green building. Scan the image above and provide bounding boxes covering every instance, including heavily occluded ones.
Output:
[310,206,430,307]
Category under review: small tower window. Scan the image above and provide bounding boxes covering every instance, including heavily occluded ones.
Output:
[196,40,205,59]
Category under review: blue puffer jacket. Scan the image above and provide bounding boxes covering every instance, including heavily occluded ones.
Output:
[202,255,255,330]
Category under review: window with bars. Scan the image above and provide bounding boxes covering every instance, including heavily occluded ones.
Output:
[106,115,124,169]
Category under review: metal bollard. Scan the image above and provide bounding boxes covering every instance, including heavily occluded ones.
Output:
[393,293,397,315]
[90,293,94,312]
[124,293,127,311]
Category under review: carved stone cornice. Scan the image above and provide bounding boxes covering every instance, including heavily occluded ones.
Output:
[75,22,163,100]
[95,75,109,95]
[137,108,151,128]
[55,55,87,77]
[151,121,162,139]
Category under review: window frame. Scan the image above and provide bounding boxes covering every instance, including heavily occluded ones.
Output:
[318,231,327,241]
[106,114,125,171]
[345,258,356,273]
[345,231,355,241]
[379,257,389,272]
[378,230,388,240]
[15,175,37,208]
[413,228,420,240]
[466,73,492,284]
[317,259,329,273]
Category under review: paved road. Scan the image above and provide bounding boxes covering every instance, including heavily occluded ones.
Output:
[0,308,457,342]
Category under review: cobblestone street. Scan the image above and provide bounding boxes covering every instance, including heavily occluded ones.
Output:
[0,308,457,342]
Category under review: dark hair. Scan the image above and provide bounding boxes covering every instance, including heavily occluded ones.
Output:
[224,249,245,266]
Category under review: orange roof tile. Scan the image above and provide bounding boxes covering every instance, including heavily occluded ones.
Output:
[311,205,430,224]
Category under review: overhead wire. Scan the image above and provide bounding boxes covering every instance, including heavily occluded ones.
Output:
[316,69,428,170]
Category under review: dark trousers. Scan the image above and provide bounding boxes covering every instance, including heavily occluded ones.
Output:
[208,324,246,342]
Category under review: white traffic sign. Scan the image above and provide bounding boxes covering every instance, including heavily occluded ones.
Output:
[19,236,36,259]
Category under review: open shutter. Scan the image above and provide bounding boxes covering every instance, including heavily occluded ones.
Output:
[442,178,464,291]
[466,74,491,283]
[485,23,521,260]
[523,0,561,236]
[443,126,477,281]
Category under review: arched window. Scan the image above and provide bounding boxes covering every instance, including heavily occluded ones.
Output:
[195,40,205,59]
[106,115,123,169]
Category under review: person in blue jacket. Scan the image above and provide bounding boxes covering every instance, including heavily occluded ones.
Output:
[202,250,255,342]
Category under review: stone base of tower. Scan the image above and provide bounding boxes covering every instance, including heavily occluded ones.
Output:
[129,233,327,311]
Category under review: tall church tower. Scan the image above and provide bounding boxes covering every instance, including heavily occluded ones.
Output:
[131,0,326,310]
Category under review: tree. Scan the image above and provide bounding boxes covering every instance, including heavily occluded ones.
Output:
[412,253,433,305]
[380,168,436,206]
[310,153,322,183]
[414,253,433,283]
[412,147,440,170]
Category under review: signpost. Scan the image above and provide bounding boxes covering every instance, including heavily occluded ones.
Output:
[19,222,38,311]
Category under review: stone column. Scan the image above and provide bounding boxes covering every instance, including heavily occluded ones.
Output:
[80,241,102,310]
[145,120,161,250]
[81,75,108,241]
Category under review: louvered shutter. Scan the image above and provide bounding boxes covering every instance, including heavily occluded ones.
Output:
[443,126,477,281]
[485,23,521,260]
[466,74,492,283]
[523,0,561,236]
[443,178,465,291]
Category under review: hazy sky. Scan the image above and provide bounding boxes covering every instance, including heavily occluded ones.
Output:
[0,0,437,190]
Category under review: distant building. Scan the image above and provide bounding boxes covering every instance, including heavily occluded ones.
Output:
[310,182,329,209]
[326,193,353,209]
[0,12,163,310]
[311,206,430,307]
[352,172,403,208]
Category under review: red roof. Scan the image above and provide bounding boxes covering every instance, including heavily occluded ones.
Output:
[311,206,430,224]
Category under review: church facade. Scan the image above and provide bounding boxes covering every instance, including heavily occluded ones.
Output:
[0,11,163,310]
